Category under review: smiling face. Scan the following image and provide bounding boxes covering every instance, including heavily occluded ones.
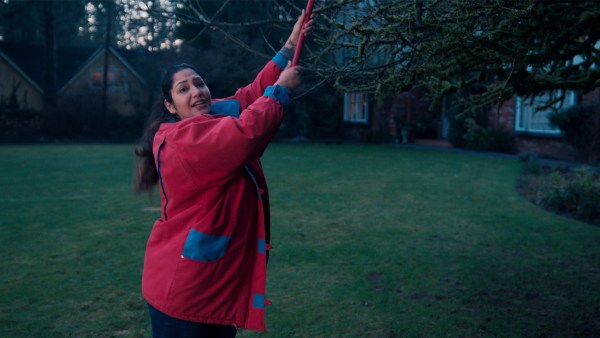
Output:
[164,68,212,120]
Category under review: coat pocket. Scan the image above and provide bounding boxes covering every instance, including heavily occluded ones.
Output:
[182,229,230,262]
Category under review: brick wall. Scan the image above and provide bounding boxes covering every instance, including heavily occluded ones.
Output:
[488,97,515,131]
[341,89,441,143]
[490,89,600,162]
[517,134,580,161]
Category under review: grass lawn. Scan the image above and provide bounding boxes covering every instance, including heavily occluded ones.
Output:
[1,143,599,337]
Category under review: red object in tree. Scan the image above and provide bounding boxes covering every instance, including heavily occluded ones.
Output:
[291,0,315,66]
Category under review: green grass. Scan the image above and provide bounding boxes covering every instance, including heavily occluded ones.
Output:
[1,143,599,337]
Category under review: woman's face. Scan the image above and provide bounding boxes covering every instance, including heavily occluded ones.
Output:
[164,68,212,119]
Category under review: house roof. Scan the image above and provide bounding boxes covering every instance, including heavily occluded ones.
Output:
[0,47,44,94]
[58,46,148,95]
[0,43,148,94]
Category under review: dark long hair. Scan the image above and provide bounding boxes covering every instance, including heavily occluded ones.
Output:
[134,63,201,194]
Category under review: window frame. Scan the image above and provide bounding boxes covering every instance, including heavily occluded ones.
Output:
[343,92,369,124]
[89,67,127,92]
[515,91,577,135]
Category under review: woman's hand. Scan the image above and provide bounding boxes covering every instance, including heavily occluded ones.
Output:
[284,10,314,50]
[275,63,302,92]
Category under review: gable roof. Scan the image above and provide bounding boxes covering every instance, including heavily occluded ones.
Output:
[0,43,148,95]
[58,46,148,95]
[0,48,44,94]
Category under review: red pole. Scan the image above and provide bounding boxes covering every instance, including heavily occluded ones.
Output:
[291,0,315,66]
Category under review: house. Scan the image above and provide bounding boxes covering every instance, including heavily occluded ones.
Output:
[0,49,44,110]
[338,86,599,161]
[492,88,600,161]
[0,43,150,116]
[340,89,442,144]
[58,46,149,116]
[333,1,598,162]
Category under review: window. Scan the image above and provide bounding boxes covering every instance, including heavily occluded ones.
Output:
[344,92,369,123]
[515,91,577,135]
[89,67,127,91]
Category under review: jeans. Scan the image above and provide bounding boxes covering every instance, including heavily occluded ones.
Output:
[147,303,237,338]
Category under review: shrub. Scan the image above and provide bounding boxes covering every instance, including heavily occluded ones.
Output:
[42,108,145,142]
[536,166,600,224]
[462,117,516,153]
[277,82,342,140]
[518,152,542,176]
[302,82,342,140]
[549,103,600,164]
[447,96,515,153]
[0,109,44,142]
[447,104,486,148]
[0,107,145,143]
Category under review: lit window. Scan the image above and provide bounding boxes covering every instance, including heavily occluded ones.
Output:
[89,67,126,91]
[515,91,577,135]
[92,71,102,87]
[344,92,368,123]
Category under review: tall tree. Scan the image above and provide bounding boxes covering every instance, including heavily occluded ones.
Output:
[162,0,307,96]
[311,0,600,113]
[0,0,91,46]
[0,0,92,109]
[162,0,600,109]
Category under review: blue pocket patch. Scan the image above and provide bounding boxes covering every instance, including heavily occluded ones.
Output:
[253,293,265,309]
[182,229,230,262]
[258,238,266,254]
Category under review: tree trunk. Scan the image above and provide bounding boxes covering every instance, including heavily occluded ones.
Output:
[101,1,113,115]
[43,1,57,108]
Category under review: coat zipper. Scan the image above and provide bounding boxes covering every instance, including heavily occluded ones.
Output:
[157,141,169,220]
[244,165,261,199]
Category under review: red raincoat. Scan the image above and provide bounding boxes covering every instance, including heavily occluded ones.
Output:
[142,54,289,331]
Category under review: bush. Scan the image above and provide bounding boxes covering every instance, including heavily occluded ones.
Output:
[0,109,44,142]
[42,108,146,142]
[518,152,542,176]
[549,103,600,164]
[302,83,342,140]
[447,104,484,149]
[0,108,145,143]
[462,117,516,153]
[447,96,515,153]
[536,166,600,224]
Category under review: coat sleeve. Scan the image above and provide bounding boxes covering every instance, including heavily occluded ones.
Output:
[171,86,290,187]
[228,52,289,110]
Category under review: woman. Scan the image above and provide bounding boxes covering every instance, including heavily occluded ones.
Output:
[134,10,312,338]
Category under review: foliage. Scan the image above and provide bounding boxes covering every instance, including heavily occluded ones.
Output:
[446,94,515,153]
[44,109,146,143]
[0,1,89,45]
[549,103,600,164]
[299,82,342,140]
[174,0,305,52]
[312,0,600,112]
[518,152,542,176]
[0,109,44,142]
[518,156,600,225]
[538,167,600,224]
[278,105,307,139]
[0,108,145,143]
[2,144,600,337]
[278,84,342,140]
[463,119,516,154]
